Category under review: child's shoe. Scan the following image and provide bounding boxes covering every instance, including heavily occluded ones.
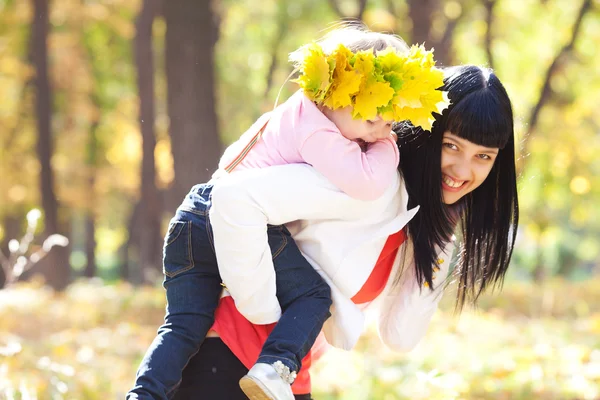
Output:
[239,361,295,400]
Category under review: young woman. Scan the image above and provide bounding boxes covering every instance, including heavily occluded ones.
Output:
[170,64,519,400]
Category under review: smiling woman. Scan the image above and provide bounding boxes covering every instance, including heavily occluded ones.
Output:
[441,132,500,205]
[396,64,519,308]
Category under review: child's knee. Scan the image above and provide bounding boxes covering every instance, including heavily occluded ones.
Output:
[160,314,214,343]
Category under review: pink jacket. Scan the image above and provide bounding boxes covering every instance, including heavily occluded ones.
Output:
[218,90,399,201]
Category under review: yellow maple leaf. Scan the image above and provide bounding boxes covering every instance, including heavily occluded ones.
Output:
[353,80,395,120]
[323,44,362,109]
[377,48,405,74]
[379,107,395,122]
[325,68,362,109]
[293,43,332,102]
[332,43,354,65]
[397,105,436,131]
[395,78,424,108]
[408,44,435,69]
[420,88,450,115]
[353,50,376,77]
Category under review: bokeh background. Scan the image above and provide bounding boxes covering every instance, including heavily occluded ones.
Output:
[1,0,599,398]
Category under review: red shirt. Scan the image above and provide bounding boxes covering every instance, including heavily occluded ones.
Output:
[211,229,407,394]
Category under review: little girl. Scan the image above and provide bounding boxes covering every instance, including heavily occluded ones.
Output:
[128,25,447,400]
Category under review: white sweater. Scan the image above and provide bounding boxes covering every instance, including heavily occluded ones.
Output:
[209,163,453,351]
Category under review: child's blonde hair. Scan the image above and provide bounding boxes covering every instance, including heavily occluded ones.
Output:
[289,23,409,67]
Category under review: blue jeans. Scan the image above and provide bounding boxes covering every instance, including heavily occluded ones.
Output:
[128,183,332,400]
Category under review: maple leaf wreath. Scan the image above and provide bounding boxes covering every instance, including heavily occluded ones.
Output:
[292,43,449,131]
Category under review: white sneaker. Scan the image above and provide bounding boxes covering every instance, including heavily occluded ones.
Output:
[239,363,294,400]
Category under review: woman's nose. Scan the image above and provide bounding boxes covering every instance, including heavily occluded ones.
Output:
[451,159,472,180]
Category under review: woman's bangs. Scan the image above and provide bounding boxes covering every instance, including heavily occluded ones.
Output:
[446,90,512,149]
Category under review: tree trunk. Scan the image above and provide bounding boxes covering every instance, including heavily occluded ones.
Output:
[135,0,163,283]
[408,0,437,45]
[120,199,142,283]
[164,0,221,211]
[83,121,98,278]
[406,0,456,66]
[263,0,289,102]
[83,209,96,277]
[32,0,70,290]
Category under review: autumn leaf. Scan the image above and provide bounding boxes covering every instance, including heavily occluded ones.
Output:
[353,80,395,120]
[377,48,406,74]
[323,44,362,109]
[324,68,362,109]
[292,43,332,103]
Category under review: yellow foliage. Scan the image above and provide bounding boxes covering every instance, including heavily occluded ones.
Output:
[292,43,332,103]
[353,80,395,121]
[570,176,591,195]
[0,279,599,399]
[155,139,175,189]
[323,45,362,110]
[293,43,447,128]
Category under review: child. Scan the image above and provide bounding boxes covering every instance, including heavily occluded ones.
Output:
[128,25,447,400]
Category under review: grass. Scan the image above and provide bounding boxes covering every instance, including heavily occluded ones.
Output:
[0,278,599,399]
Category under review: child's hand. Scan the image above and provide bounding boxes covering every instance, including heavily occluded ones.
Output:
[390,131,398,142]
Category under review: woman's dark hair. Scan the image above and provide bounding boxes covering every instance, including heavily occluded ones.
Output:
[394,65,519,310]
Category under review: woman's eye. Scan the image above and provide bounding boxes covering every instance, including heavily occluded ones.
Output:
[367,120,375,125]
[478,154,492,160]
[443,142,458,150]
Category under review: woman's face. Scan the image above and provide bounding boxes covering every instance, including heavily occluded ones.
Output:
[441,131,499,204]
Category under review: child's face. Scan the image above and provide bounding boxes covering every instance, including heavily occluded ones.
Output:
[324,106,393,144]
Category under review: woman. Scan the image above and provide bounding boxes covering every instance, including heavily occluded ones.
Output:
[174,64,518,399]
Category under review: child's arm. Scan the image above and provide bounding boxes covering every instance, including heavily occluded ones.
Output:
[209,163,398,325]
[377,243,453,352]
[299,129,399,201]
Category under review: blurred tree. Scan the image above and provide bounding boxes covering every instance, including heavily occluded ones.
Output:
[2,0,599,287]
[385,0,465,66]
[83,104,99,279]
[164,0,222,212]
[31,0,70,290]
[510,0,594,282]
[134,0,163,282]
[519,0,593,174]
[262,0,291,102]
[328,0,368,20]
[483,0,496,70]
[0,1,37,287]
[80,1,100,278]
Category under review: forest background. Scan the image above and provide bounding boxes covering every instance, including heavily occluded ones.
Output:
[0,0,599,398]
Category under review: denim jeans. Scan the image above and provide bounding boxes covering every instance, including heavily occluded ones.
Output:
[128,183,332,400]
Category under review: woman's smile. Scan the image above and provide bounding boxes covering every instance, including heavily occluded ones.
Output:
[442,174,467,191]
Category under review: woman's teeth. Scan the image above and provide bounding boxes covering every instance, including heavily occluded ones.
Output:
[443,174,465,188]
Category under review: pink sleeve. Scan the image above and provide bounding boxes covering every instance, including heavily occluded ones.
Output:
[298,129,400,201]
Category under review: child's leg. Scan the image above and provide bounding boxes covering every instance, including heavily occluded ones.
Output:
[256,225,332,376]
[128,185,222,400]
